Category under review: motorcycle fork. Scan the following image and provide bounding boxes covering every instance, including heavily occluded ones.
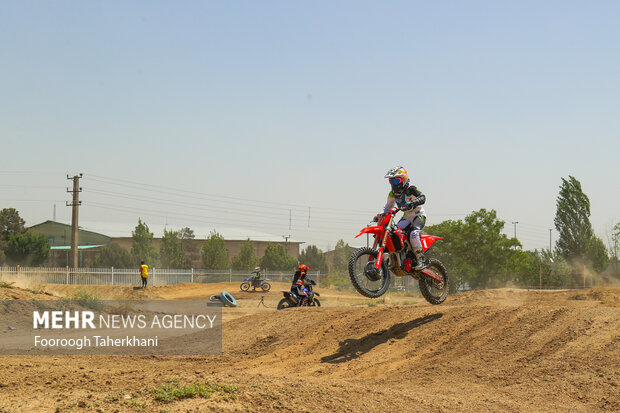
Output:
[375,214,395,269]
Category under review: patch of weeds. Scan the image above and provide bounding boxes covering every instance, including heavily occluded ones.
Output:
[151,381,237,404]
[27,282,47,295]
[68,289,103,311]
[104,394,120,403]
[104,390,125,403]
[124,399,147,408]
[0,280,15,288]
[31,299,48,311]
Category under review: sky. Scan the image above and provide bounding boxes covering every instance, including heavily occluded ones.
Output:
[1,1,618,253]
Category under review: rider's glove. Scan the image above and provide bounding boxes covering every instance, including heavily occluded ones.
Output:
[404,201,414,211]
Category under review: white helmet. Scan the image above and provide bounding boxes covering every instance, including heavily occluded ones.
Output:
[384,166,409,196]
[254,266,261,272]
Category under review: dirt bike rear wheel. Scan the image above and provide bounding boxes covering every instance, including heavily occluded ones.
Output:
[348,247,391,298]
[261,282,271,292]
[240,282,250,292]
[277,298,293,310]
[418,258,449,305]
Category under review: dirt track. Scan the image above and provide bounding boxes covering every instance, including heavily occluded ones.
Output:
[0,283,618,412]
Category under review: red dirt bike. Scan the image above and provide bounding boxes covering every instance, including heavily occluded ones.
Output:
[348,206,449,304]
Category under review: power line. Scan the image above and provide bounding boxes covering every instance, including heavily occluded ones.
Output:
[88,174,384,215]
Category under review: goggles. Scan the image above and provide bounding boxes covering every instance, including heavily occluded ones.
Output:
[389,177,404,185]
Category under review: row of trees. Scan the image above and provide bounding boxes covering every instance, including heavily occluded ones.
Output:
[424,176,612,290]
[93,221,307,271]
[1,175,617,287]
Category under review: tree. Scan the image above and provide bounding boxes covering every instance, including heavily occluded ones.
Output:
[178,227,195,240]
[201,231,229,270]
[611,223,620,274]
[92,243,135,268]
[425,209,521,290]
[178,227,199,267]
[0,208,26,241]
[259,243,298,271]
[554,176,607,271]
[231,238,258,270]
[160,229,187,269]
[586,236,608,273]
[5,231,50,266]
[131,219,158,266]
[299,245,328,273]
[330,240,354,275]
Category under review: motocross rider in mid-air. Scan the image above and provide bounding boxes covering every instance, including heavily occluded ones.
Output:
[378,166,427,270]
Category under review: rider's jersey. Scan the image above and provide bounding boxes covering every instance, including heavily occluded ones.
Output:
[383,186,425,219]
[292,270,307,287]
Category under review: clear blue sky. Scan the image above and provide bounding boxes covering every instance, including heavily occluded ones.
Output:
[1,1,618,252]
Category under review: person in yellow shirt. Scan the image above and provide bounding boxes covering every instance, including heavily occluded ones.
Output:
[139,261,149,288]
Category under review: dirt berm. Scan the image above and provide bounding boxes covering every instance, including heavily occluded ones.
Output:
[0,285,618,412]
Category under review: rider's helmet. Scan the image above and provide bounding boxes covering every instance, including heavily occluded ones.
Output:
[298,264,310,274]
[254,266,261,272]
[384,166,409,196]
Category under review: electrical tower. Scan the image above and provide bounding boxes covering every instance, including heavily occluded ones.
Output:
[66,174,82,268]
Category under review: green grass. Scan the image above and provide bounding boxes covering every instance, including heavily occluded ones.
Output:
[151,381,237,404]
[65,289,104,311]
[124,399,147,408]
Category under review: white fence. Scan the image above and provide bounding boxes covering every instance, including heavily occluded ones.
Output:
[0,266,322,287]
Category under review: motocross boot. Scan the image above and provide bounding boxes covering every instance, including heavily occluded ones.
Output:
[413,248,426,270]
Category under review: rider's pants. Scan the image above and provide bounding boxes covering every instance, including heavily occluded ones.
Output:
[397,215,426,250]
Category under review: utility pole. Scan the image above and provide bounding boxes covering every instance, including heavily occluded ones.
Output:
[67,174,82,268]
[511,221,519,240]
[549,229,553,252]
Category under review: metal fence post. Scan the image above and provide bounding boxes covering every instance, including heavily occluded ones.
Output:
[66,266,69,285]
[111,267,114,286]
[191,268,194,283]
[229,268,232,283]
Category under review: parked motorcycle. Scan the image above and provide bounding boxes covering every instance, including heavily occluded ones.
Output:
[240,277,271,292]
[348,206,449,305]
[277,279,321,309]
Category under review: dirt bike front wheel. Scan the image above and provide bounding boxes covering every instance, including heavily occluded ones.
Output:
[418,259,449,305]
[261,282,271,292]
[308,298,321,307]
[240,282,250,292]
[348,247,391,298]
